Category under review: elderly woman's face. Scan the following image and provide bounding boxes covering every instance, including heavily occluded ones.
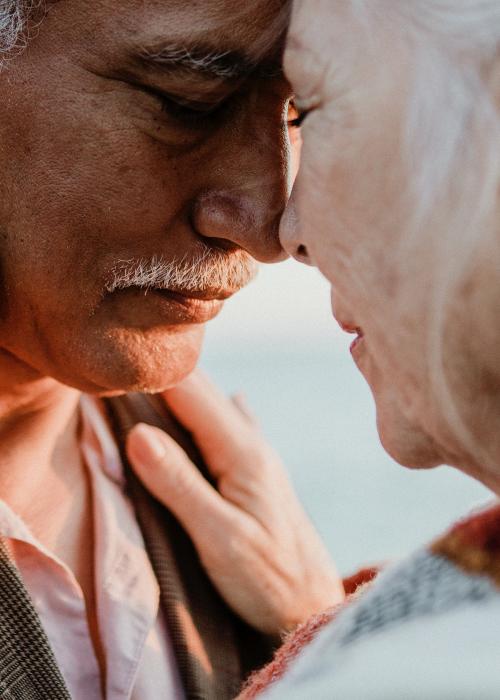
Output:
[282,1,491,469]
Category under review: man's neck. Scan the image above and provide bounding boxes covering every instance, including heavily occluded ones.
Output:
[0,349,87,558]
[0,350,106,678]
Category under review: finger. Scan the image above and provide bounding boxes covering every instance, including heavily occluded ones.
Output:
[126,422,234,540]
[161,370,257,474]
[231,392,259,426]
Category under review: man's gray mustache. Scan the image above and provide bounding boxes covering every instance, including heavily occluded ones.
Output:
[104,245,259,296]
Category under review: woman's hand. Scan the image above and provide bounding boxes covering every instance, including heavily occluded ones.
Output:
[126,370,344,635]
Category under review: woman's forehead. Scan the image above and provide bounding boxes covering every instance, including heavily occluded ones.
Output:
[286,2,401,102]
[286,1,342,85]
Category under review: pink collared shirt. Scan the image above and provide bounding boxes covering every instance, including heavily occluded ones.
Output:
[0,395,185,700]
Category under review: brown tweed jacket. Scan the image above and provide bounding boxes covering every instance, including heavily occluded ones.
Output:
[0,393,279,700]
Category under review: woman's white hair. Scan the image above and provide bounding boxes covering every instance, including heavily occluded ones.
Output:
[349,1,500,469]
[406,3,500,466]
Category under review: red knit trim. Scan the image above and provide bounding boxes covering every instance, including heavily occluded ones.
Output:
[431,502,500,588]
[442,503,500,549]
[237,607,339,700]
[343,566,380,596]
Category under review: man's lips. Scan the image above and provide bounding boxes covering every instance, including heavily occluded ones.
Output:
[164,287,235,303]
[150,287,229,323]
[109,286,230,325]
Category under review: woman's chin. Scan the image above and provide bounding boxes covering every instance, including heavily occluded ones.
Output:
[376,409,443,470]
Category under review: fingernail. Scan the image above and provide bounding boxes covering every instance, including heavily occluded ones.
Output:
[128,423,166,464]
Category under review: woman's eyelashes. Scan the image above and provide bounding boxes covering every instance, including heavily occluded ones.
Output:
[288,112,306,128]
[287,99,310,129]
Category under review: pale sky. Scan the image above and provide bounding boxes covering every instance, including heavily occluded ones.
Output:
[203,258,343,350]
[199,257,491,574]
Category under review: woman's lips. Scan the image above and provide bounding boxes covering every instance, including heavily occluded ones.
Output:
[336,319,365,355]
[350,333,364,355]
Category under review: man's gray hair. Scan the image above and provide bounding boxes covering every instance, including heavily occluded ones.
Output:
[1,0,26,53]
[0,0,40,58]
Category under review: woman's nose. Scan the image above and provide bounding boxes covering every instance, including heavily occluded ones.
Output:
[279,194,312,265]
[192,190,288,263]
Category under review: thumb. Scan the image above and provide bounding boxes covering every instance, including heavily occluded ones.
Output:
[126,423,233,543]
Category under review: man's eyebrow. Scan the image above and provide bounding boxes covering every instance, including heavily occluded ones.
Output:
[134,42,259,81]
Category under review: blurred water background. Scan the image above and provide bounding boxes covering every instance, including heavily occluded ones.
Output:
[200,260,491,576]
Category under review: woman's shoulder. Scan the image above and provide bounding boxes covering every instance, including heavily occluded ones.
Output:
[264,588,500,699]
[251,501,500,699]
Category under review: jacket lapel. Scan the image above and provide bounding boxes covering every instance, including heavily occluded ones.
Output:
[105,393,279,700]
[0,540,71,700]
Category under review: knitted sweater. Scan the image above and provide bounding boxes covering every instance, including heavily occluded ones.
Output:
[239,501,500,700]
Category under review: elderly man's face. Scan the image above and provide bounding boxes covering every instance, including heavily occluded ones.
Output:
[0,0,297,394]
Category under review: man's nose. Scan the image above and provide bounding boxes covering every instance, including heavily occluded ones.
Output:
[192,187,288,263]
[191,99,296,263]
[192,189,287,263]
[278,192,312,265]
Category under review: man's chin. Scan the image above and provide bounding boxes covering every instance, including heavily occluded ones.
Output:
[51,323,206,396]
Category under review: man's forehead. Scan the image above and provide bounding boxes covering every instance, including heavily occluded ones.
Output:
[89,0,289,66]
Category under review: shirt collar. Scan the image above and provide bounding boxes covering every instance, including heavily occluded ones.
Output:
[79,394,125,487]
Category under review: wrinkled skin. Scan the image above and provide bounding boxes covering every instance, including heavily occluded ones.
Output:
[0,0,297,394]
[280,0,500,491]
